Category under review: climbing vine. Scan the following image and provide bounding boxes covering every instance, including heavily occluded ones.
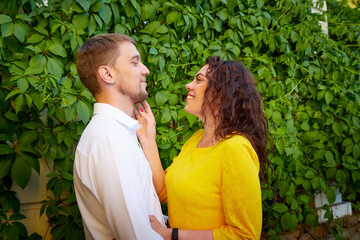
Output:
[0,0,359,239]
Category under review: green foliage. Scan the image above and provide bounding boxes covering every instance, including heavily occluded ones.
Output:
[0,0,359,239]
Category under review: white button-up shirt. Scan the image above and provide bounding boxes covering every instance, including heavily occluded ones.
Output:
[74,103,164,240]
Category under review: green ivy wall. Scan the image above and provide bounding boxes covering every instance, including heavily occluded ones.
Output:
[0,0,359,239]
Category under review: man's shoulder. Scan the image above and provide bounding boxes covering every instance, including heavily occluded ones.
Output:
[78,114,130,146]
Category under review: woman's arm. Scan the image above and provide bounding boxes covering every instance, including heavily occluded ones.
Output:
[134,101,165,195]
[149,216,214,240]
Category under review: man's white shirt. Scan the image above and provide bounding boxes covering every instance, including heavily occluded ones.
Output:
[74,103,164,240]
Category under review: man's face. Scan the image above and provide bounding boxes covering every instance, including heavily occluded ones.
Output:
[113,41,150,104]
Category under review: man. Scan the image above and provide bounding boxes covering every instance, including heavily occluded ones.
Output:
[74,33,165,240]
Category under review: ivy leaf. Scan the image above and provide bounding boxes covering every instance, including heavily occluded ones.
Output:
[47,58,63,78]
[0,14,12,24]
[4,111,19,121]
[6,224,20,240]
[17,78,29,92]
[326,190,336,204]
[48,44,67,57]
[13,23,27,42]
[272,111,282,125]
[169,94,179,106]
[325,150,334,163]
[1,22,14,37]
[157,26,168,34]
[5,89,21,100]
[325,91,333,105]
[256,0,264,9]
[11,222,28,237]
[24,54,46,75]
[99,4,112,25]
[77,100,90,124]
[107,4,119,24]
[0,157,13,178]
[187,114,197,127]
[22,153,40,174]
[141,3,155,20]
[9,213,26,221]
[161,108,171,123]
[88,16,96,36]
[332,122,343,136]
[305,214,316,226]
[155,92,168,106]
[31,93,44,111]
[93,14,102,28]
[304,170,315,179]
[91,1,103,12]
[166,11,179,25]
[272,203,288,213]
[130,0,141,14]
[62,172,73,181]
[19,130,38,145]
[14,94,24,114]
[353,144,360,159]
[76,0,90,11]
[12,157,32,189]
[281,212,298,231]
[335,169,346,184]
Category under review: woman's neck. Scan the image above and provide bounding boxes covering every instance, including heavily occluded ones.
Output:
[198,120,220,148]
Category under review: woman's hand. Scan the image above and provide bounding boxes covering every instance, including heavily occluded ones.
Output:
[149,215,172,240]
[134,100,156,147]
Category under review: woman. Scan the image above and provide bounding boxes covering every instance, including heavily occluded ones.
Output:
[134,56,269,240]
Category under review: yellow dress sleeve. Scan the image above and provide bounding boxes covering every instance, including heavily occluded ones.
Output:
[212,137,262,240]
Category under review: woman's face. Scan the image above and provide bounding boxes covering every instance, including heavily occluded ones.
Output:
[184,64,209,120]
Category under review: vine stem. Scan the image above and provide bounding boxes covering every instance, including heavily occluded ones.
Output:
[270,5,293,32]
[37,146,54,172]
[269,79,303,104]
[42,218,51,240]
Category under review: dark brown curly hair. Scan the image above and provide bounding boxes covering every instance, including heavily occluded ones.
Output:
[202,56,270,179]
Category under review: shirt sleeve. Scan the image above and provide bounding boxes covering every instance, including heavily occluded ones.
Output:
[91,134,163,240]
[212,139,262,240]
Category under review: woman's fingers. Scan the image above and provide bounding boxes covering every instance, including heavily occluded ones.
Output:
[135,103,145,113]
[133,107,140,119]
[142,100,151,113]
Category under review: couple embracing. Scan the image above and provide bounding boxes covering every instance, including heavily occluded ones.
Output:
[74,33,269,240]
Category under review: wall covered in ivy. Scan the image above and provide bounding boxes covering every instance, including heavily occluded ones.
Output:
[0,0,359,239]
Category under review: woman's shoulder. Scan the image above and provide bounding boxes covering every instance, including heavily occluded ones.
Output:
[219,134,260,171]
[220,134,253,149]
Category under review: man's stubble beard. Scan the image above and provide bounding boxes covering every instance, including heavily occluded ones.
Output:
[118,83,148,104]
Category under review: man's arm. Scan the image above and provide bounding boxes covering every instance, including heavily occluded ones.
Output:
[92,134,163,240]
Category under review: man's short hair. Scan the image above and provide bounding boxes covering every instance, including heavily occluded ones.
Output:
[76,33,135,97]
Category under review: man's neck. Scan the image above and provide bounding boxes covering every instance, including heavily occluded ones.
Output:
[96,93,134,117]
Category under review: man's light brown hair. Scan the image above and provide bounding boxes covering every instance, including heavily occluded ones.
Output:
[76,33,135,97]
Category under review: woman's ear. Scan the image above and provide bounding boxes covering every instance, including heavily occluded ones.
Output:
[98,66,115,84]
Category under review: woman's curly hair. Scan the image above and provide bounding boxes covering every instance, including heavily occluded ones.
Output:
[202,56,270,179]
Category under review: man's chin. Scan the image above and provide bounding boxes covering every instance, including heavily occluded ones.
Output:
[133,92,148,104]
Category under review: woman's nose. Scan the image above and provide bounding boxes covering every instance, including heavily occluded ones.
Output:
[186,81,193,91]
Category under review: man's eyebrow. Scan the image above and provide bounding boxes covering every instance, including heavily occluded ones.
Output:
[131,55,140,61]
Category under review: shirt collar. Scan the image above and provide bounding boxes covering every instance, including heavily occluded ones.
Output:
[93,103,141,130]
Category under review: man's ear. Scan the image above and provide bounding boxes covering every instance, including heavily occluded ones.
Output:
[98,66,115,84]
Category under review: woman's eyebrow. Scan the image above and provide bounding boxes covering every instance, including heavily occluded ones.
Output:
[195,73,205,78]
